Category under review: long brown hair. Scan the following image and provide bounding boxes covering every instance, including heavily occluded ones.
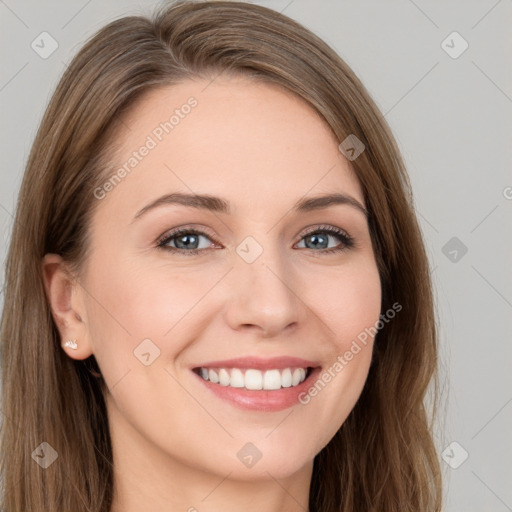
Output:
[0,1,442,510]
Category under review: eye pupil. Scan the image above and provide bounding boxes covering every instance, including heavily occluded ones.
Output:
[175,234,198,249]
[305,233,328,249]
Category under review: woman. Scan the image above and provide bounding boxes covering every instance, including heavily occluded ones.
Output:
[0,1,442,510]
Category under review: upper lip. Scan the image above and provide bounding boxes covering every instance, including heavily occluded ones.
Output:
[192,356,321,371]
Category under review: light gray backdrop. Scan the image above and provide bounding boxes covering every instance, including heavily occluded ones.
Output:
[1,1,511,510]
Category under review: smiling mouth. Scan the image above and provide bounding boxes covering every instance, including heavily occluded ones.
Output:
[192,366,315,390]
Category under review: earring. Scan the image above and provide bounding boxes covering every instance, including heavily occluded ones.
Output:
[64,340,78,350]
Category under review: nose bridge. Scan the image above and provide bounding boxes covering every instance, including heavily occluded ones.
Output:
[227,234,300,336]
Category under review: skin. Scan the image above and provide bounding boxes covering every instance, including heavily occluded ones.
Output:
[42,76,381,512]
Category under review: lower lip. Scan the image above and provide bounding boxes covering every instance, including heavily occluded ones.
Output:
[192,367,322,412]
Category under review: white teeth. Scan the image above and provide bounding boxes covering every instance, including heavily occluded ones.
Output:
[281,368,292,388]
[197,366,309,390]
[244,369,263,390]
[230,368,245,388]
[263,369,282,390]
[292,368,304,386]
[218,368,230,386]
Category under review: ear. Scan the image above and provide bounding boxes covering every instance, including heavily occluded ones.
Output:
[41,253,93,360]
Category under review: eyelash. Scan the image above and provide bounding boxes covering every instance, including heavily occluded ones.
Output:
[156,224,355,256]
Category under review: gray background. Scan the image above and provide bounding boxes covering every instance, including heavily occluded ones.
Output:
[1,1,511,510]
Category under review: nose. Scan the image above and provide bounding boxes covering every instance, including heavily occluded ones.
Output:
[224,246,302,338]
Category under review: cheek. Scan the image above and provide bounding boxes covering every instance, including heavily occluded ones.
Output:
[81,250,233,394]
[326,259,381,374]
[293,258,381,444]
[85,253,211,340]
[306,256,382,342]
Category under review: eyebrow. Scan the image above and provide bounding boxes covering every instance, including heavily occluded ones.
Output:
[132,191,368,222]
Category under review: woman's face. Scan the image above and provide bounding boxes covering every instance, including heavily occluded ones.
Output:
[75,76,381,480]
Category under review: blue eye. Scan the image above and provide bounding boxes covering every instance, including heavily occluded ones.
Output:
[157,229,214,254]
[296,226,355,253]
[157,225,355,255]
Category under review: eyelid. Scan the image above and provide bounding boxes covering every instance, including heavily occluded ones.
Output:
[300,223,350,239]
[156,224,221,247]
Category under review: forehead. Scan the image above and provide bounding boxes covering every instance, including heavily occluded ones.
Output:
[99,77,364,218]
